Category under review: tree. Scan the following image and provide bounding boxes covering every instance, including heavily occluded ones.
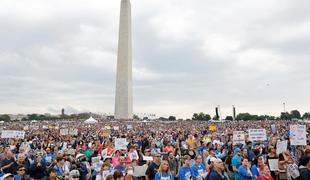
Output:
[168,116,176,121]
[280,112,291,120]
[302,112,310,119]
[159,117,168,121]
[236,113,253,121]
[225,116,233,121]
[290,110,301,119]
[192,112,211,121]
[0,114,10,122]
[133,114,139,120]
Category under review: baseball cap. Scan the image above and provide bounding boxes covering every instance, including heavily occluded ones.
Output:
[1,173,14,180]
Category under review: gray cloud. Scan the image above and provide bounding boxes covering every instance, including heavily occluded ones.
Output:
[0,0,309,118]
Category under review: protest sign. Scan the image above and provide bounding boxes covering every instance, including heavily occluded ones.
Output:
[104,126,111,130]
[60,129,69,136]
[290,125,307,145]
[133,165,148,177]
[143,156,153,161]
[287,164,300,179]
[1,130,25,139]
[69,128,78,135]
[113,126,119,131]
[271,124,277,134]
[276,140,288,155]
[115,138,127,150]
[127,125,133,129]
[233,131,245,145]
[209,125,217,131]
[91,157,100,163]
[268,159,279,171]
[248,129,267,141]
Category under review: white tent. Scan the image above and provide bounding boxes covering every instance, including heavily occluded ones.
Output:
[84,117,98,124]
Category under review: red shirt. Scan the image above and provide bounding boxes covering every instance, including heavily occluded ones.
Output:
[257,176,274,180]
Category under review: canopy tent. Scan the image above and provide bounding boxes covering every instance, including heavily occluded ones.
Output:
[84,117,98,124]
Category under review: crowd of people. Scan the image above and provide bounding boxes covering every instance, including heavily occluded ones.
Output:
[0,119,309,180]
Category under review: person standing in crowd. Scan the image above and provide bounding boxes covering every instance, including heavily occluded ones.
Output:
[29,153,46,180]
[178,155,192,180]
[238,158,252,180]
[257,166,274,180]
[167,152,178,179]
[43,148,54,167]
[113,170,124,180]
[0,151,15,174]
[146,153,161,180]
[266,146,278,180]
[13,165,27,180]
[298,156,310,180]
[206,158,228,180]
[191,155,207,179]
[232,148,242,180]
[155,161,174,180]
[114,156,127,175]
[53,156,66,178]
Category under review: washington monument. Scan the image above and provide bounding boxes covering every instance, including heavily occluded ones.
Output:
[114,0,133,119]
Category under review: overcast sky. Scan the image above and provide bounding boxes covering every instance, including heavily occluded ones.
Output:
[0,0,309,119]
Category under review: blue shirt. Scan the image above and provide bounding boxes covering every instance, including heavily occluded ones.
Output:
[232,155,242,180]
[191,163,206,178]
[238,165,252,180]
[155,172,174,180]
[179,166,192,180]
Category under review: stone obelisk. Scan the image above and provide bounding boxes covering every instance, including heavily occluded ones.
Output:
[114,0,133,119]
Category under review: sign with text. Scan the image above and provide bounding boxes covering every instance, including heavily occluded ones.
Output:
[268,159,279,171]
[68,128,78,135]
[127,125,133,129]
[233,131,245,145]
[60,129,69,136]
[290,125,307,145]
[1,130,25,139]
[115,138,127,150]
[276,140,288,155]
[248,129,267,141]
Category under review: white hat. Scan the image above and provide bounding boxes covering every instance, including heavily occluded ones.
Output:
[210,157,217,162]
[1,173,14,180]
[76,154,86,159]
[70,170,80,177]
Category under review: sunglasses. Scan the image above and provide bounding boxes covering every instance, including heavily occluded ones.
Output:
[18,169,26,171]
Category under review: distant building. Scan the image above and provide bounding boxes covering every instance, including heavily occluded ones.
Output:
[61,108,65,116]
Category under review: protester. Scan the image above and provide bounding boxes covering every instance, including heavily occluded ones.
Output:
[178,155,192,180]
[298,156,310,180]
[155,161,174,180]
[206,158,228,180]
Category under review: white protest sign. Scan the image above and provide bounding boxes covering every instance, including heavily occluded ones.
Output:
[233,131,245,145]
[113,126,119,131]
[60,129,69,136]
[248,129,267,141]
[276,140,287,155]
[143,156,153,161]
[127,125,133,129]
[268,159,279,171]
[133,165,148,177]
[115,138,127,150]
[271,124,277,134]
[287,164,300,179]
[69,128,78,135]
[1,130,25,139]
[290,125,307,145]
[91,157,100,163]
